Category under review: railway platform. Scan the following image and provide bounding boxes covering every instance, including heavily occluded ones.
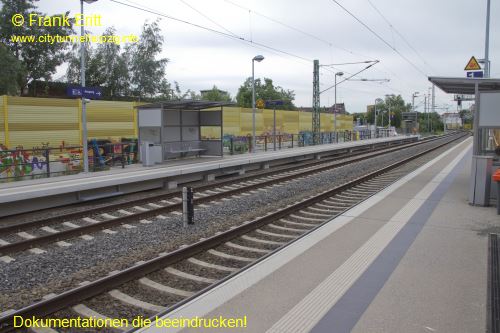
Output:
[0,136,416,217]
[141,136,498,333]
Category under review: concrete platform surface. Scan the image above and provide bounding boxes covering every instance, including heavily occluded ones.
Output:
[0,136,413,204]
[138,136,498,333]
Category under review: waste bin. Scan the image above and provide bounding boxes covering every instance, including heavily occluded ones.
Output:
[141,141,162,166]
[493,169,500,215]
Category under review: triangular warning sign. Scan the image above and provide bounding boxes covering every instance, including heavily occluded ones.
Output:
[465,56,481,71]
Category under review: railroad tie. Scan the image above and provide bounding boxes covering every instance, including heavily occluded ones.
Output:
[108,289,167,312]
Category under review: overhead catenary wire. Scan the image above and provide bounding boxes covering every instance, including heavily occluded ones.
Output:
[178,0,240,38]
[109,0,313,64]
[365,0,437,74]
[222,0,380,62]
[330,0,428,78]
[320,61,380,94]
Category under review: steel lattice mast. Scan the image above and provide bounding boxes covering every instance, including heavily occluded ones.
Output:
[312,59,320,144]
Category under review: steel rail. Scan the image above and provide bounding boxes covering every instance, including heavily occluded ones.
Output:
[0,135,455,255]
[0,137,422,233]
[0,132,468,332]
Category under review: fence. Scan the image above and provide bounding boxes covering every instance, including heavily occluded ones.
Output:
[223,130,387,155]
[0,141,138,182]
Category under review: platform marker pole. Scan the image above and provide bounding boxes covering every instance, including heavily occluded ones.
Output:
[183,187,194,226]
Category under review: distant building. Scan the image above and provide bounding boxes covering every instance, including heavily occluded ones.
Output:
[441,112,462,130]
[200,88,228,96]
[299,103,347,114]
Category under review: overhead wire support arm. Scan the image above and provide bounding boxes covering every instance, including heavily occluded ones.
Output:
[320,60,379,66]
[319,60,380,95]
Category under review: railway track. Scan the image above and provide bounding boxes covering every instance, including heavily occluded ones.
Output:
[0,132,468,332]
[0,135,452,259]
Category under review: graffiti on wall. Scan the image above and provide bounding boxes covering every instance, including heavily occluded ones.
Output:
[0,145,48,179]
[0,144,82,181]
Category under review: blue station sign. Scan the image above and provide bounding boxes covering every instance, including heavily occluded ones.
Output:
[265,100,284,108]
[466,71,484,78]
[67,86,103,99]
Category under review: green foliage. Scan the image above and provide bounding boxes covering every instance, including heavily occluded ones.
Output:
[366,95,411,128]
[201,85,232,102]
[0,0,74,92]
[418,112,444,133]
[0,43,25,95]
[66,27,130,99]
[236,77,296,110]
[66,20,172,101]
[459,108,473,126]
[128,19,168,100]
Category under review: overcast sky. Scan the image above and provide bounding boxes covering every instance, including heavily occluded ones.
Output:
[35,0,498,114]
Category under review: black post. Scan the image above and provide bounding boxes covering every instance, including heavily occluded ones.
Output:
[183,187,194,225]
[121,144,126,168]
[230,137,234,155]
[45,149,50,178]
[264,136,268,151]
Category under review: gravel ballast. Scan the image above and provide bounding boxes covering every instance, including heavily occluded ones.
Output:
[0,135,467,310]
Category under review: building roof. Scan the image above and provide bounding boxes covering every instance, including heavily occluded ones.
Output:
[428,76,500,95]
[136,99,235,110]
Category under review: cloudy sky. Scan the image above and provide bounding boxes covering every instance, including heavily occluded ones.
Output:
[36,0,498,113]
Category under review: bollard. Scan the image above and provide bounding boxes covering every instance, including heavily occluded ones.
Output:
[44,148,51,178]
[182,187,194,225]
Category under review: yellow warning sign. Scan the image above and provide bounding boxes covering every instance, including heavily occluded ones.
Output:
[465,56,481,71]
[256,98,265,109]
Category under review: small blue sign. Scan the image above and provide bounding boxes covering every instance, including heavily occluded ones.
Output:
[67,86,103,99]
[265,100,284,107]
[466,71,484,78]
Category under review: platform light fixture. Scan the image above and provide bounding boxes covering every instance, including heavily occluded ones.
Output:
[80,0,97,173]
[385,94,395,130]
[80,0,98,173]
[374,98,383,130]
[252,55,265,153]
[333,72,344,134]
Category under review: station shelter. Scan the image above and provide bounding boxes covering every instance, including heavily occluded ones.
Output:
[429,77,500,206]
[136,100,233,164]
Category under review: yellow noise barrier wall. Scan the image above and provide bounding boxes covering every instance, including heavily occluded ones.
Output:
[0,97,353,149]
[0,96,138,150]
[202,107,353,138]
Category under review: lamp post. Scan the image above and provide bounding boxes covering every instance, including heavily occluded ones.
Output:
[80,0,98,173]
[484,0,491,78]
[385,94,395,135]
[411,92,419,112]
[252,55,264,153]
[334,72,343,134]
[374,98,383,137]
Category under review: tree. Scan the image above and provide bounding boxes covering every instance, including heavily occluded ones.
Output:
[129,19,168,100]
[367,95,411,128]
[201,85,232,102]
[419,112,444,133]
[0,43,25,95]
[67,27,130,99]
[0,0,74,93]
[236,77,296,110]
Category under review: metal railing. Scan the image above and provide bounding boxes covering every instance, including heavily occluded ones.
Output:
[0,141,138,182]
[223,130,390,155]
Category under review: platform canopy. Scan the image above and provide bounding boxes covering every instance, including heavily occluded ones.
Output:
[429,76,500,94]
[136,99,235,161]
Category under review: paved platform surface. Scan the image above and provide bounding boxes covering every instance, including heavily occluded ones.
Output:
[0,136,412,204]
[140,136,498,333]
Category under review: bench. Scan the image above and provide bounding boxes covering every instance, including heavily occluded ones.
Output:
[169,147,206,157]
